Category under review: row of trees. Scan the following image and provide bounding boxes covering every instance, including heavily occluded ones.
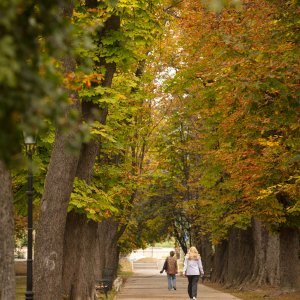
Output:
[0,0,299,299]
[1,0,74,298]
[1,0,170,299]
[137,0,299,289]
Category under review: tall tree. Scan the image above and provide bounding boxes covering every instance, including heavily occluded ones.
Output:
[34,0,164,298]
[0,162,15,300]
[0,1,73,298]
[33,1,84,298]
[61,5,121,298]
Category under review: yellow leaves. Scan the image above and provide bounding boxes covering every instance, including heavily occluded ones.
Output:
[287,202,300,214]
[73,11,86,20]
[222,212,251,229]
[254,53,265,63]
[257,137,281,148]
[73,8,107,28]
[86,208,96,215]
[198,199,212,206]
[276,42,294,53]
[257,176,300,216]
[257,187,276,201]
[290,123,300,131]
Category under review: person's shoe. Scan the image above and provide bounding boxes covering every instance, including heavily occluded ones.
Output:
[192,297,197,300]
[173,286,176,290]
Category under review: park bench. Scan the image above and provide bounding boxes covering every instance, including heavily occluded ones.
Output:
[95,268,114,299]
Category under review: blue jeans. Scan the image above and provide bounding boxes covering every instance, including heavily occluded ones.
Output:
[167,274,176,289]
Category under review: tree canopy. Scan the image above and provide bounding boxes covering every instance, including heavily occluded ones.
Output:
[1,0,299,297]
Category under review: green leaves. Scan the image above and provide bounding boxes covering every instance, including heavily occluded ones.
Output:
[69,178,118,221]
[0,0,76,162]
[0,36,19,86]
[91,122,116,142]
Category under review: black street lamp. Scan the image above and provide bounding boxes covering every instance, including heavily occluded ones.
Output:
[24,133,36,300]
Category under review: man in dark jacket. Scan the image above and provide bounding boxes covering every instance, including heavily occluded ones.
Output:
[160,250,178,290]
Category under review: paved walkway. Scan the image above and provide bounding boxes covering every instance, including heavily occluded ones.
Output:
[116,268,241,300]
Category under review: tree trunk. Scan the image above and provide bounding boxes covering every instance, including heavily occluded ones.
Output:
[251,218,280,286]
[34,1,80,297]
[61,139,100,299]
[212,223,300,289]
[98,218,120,279]
[0,161,16,300]
[62,212,98,300]
[251,218,266,285]
[61,8,120,298]
[34,128,81,299]
[212,240,228,283]
[226,227,254,287]
[196,235,213,275]
[265,230,280,286]
[212,227,254,286]
[279,228,300,289]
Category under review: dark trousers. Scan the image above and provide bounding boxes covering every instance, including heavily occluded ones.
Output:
[187,275,200,298]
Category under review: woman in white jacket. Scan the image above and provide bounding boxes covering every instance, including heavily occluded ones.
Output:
[183,246,204,300]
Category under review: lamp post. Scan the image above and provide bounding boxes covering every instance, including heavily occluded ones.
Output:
[24,133,36,300]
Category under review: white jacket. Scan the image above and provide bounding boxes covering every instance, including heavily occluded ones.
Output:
[183,256,204,276]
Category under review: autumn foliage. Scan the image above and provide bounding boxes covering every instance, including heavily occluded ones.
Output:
[148,0,300,243]
[0,1,299,297]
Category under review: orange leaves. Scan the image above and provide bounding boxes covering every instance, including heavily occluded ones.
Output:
[82,73,104,88]
[64,72,104,91]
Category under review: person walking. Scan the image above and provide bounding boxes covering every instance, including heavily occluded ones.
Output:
[183,246,204,300]
[160,250,178,290]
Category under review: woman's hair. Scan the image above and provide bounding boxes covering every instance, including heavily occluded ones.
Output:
[187,246,200,260]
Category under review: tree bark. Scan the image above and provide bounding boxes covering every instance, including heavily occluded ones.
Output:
[250,218,280,286]
[205,222,299,289]
[212,227,255,286]
[61,9,120,298]
[61,140,100,299]
[196,235,213,275]
[33,1,95,298]
[265,229,280,286]
[62,212,98,300]
[33,128,81,299]
[251,218,267,285]
[212,240,228,283]
[35,14,123,298]
[0,161,16,300]
[62,217,120,299]
[226,227,254,287]
[279,228,300,289]
[98,218,120,278]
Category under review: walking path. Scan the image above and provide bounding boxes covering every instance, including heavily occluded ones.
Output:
[116,266,241,300]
